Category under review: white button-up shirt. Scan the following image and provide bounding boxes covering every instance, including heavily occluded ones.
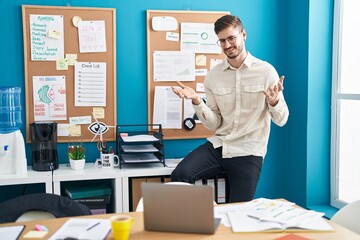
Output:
[193,52,289,158]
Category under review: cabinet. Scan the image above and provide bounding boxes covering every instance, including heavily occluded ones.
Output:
[116,124,165,169]
[52,163,123,213]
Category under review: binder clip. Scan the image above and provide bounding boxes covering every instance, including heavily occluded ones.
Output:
[183,118,196,131]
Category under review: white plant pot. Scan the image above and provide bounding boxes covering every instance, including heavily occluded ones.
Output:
[69,159,85,170]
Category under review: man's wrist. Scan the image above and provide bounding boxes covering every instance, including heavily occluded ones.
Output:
[192,96,201,105]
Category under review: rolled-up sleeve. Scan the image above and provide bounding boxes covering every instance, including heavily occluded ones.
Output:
[268,92,289,127]
[193,100,221,131]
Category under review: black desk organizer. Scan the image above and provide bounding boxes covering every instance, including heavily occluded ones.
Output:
[116,124,165,169]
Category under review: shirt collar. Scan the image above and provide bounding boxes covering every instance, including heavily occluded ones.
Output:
[222,51,254,71]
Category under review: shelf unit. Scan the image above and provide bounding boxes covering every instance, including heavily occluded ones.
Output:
[116,124,165,169]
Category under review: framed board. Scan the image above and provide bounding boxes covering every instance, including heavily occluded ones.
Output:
[22,5,116,143]
[146,10,229,140]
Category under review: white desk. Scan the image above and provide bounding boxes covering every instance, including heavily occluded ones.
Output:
[0,166,52,193]
[52,163,123,213]
[1,162,176,213]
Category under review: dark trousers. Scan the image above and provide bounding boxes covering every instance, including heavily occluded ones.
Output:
[171,141,263,203]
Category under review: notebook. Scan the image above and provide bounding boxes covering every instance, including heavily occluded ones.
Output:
[141,182,221,234]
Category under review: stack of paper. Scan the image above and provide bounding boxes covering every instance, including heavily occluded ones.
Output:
[121,134,158,142]
[121,153,160,163]
[226,198,334,233]
[121,144,158,152]
[48,218,111,240]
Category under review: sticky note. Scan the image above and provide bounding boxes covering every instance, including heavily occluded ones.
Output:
[69,124,82,136]
[23,230,48,238]
[48,30,61,39]
[56,59,68,70]
[35,224,48,231]
[196,55,207,66]
[92,107,105,119]
[65,54,78,65]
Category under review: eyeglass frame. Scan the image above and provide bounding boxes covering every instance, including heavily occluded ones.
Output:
[216,30,244,47]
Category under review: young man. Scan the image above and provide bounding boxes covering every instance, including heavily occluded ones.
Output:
[171,15,289,202]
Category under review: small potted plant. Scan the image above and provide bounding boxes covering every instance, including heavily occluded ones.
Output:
[68,145,86,170]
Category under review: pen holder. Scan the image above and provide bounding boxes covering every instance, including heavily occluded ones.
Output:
[95,153,119,168]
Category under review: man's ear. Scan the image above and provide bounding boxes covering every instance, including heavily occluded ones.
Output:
[242,29,247,41]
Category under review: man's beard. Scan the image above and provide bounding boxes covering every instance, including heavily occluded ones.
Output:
[224,45,243,59]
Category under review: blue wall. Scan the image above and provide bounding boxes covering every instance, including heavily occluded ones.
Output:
[0,0,334,210]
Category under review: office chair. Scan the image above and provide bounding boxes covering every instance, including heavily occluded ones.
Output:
[135,182,217,212]
[331,199,360,235]
[0,193,92,224]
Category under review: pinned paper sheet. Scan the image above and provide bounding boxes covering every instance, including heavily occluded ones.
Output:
[210,58,223,69]
[78,20,106,53]
[196,83,205,92]
[195,69,207,77]
[57,123,70,136]
[196,55,207,66]
[66,54,78,65]
[69,116,91,125]
[56,59,68,70]
[166,32,179,41]
[152,16,178,31]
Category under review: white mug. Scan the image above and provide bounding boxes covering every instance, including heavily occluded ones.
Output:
[98,153,120,168]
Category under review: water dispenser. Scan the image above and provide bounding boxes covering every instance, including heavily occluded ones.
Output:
[0,86,27,177]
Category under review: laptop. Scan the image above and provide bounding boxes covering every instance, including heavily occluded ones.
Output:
[141,182,221,234]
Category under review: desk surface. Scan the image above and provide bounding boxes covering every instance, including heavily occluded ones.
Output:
[1,209,359,240]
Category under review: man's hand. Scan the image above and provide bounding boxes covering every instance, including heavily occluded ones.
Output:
[171,81,201,105]
[263,76,285,107]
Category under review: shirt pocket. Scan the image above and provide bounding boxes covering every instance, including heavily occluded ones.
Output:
[213,87,234,112]
[241,84,264,109]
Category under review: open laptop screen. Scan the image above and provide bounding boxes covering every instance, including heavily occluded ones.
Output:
[141,182,220,234]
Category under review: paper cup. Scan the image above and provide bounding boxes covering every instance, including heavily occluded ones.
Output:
[110,215,134,240]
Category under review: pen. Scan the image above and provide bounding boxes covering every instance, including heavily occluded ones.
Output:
[86,222,100,231]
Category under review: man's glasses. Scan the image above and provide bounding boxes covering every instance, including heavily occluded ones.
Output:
[216,32,242,47]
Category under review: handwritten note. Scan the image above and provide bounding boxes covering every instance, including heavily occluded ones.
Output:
[30,14,64,61]
[78,20,107,53]
[32,76,67,121]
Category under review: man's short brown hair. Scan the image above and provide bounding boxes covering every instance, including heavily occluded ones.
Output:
[214,15,244,34]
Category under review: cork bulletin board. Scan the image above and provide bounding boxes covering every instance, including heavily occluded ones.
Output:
[147,10,229,140]
[22,5,116,143]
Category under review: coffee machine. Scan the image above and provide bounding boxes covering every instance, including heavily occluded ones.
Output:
[30,122,59,171]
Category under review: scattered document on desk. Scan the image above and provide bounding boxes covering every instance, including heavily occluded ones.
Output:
[0,225,24,240]
[226,198,334,233]
[121,144,158,152]
[122,153,160,163]
[48,218,111,240]
[121,134,158,142]
[214,203,252,227]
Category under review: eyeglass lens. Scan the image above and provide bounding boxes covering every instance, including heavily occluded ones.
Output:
[217,32,242,47]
